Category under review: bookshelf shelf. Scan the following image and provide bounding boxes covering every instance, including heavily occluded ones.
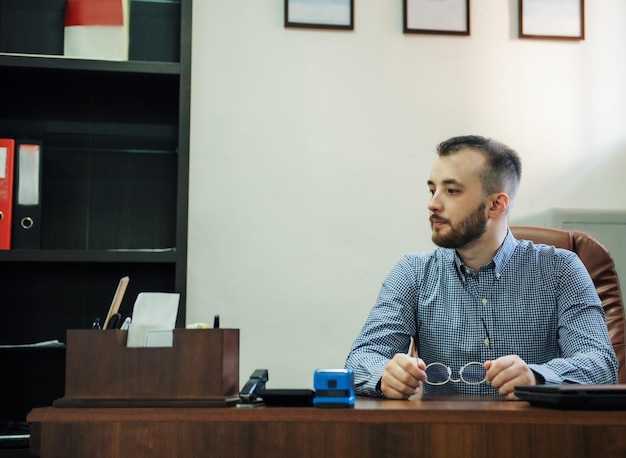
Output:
[0,249,178,264]
[0,53,182,75]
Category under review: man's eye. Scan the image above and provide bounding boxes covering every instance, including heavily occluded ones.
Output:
[428,189,435,196]
[448,189,459,195]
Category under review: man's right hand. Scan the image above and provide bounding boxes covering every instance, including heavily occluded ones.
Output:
[380,353,427,399]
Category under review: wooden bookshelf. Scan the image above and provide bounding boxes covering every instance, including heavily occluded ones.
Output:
[0,0,192,424]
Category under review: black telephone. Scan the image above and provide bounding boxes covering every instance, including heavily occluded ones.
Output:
[239,369,269,404]
[238,368,315,407]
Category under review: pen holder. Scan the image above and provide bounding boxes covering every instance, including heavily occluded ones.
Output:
[54,328,239,408]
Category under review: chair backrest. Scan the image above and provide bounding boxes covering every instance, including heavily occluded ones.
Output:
[510,226,626,383]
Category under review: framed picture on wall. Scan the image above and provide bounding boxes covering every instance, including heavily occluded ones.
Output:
[285,0,354,30]
[519,0,584,40]
[403,0,470,36]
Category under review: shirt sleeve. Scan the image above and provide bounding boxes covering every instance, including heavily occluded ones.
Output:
[345,255,421,397]
[529,250,619,385]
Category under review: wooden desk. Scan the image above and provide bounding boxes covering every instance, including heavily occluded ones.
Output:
[27,398,626,458]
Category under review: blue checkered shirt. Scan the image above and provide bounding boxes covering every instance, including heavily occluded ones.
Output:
[345,230,619,397]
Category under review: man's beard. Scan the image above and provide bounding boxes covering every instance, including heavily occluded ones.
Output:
[431,201,488,249]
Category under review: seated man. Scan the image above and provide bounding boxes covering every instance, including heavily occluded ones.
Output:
[345,135,618,400]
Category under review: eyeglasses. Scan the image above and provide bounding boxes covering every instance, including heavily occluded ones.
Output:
[423,361,488,386]
[418,318,492,386]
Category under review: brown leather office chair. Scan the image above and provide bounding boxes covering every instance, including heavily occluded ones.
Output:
[510,226,626,383]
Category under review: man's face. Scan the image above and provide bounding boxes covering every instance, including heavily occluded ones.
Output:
[427,149,489,249]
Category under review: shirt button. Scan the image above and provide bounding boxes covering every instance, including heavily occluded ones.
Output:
[482,298,488,305]
[484,338,490,346]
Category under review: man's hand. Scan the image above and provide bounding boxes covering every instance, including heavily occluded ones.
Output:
[484,355,537,400]
[380,353,427,399]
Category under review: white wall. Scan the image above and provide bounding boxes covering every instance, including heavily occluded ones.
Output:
[188,1,626,389]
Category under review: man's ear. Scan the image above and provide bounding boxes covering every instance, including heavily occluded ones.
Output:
[487,193,509,218]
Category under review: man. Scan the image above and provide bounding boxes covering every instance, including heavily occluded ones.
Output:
[345,135,618,400]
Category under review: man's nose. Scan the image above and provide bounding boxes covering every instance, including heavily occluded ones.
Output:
[428,192,441,211]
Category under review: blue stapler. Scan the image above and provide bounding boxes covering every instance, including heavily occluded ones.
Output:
[312,368,355,408]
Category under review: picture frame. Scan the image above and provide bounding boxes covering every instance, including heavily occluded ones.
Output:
[403,0,470,36]
[285,0,354,30]
[519,0,584,40]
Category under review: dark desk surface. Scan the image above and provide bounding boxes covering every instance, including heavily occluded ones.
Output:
[28,397,626,458]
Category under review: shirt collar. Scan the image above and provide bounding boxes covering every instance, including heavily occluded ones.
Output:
[493,229,517,277]
[451,229,517,279]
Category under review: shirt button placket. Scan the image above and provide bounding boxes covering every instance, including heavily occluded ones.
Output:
[481,299,491,347]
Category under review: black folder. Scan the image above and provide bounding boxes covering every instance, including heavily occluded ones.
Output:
[0,0,65,55]
[129,0,181,62]
[514,384,626,410]
[12,140,42,249]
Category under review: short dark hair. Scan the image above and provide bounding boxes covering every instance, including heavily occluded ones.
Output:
[436,135,522,203]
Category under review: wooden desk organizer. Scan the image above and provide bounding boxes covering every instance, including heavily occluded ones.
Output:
[54,328,239,408]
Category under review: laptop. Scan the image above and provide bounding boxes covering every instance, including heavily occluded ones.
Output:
[514,384,626,409]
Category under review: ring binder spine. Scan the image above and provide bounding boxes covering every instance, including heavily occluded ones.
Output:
[12,140,43,249]
[0,138,15,250]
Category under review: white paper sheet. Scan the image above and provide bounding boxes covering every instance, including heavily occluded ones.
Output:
[126,292,180,347]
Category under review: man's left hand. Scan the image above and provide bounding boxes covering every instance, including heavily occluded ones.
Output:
[484,355,537,400]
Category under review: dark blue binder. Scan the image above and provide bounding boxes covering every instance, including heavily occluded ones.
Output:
[0,0,65,55]
[12,140,42,249]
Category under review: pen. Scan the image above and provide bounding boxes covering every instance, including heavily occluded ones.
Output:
[107,313,121,330]
[408,336,417,359]
[120,317,132,331]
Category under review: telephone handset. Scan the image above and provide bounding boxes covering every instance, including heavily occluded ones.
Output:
[238,369,269,404]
